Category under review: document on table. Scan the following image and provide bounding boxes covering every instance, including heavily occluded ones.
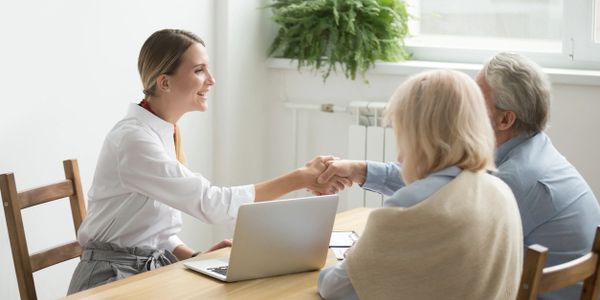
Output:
[329,231,359,260]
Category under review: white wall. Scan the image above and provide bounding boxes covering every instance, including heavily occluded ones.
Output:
[262,68,600,208]
[546,84,600,194]
[2,1,600,299]
[210,0,274,239]
[0,1,216,299]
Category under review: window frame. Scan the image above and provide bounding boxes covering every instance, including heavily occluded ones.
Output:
[403,0,600,70]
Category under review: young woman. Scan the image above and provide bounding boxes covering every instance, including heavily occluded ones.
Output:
[67,29,347,294]
[317,70,524,299]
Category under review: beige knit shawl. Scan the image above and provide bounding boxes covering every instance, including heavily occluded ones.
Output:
[346,171,523,300]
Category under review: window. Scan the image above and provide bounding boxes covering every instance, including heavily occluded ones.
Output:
[404,0,600,69]
[595,0,600,43]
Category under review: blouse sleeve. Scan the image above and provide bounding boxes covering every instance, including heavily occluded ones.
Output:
[115,129,254,224]
[166,235,184,252]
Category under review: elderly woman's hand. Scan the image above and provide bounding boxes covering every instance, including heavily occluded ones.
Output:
[317,159,367,186]
[303,156,353,195]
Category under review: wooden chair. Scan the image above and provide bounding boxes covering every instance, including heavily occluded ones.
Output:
[0,159,86,300]
[517,225,600,300]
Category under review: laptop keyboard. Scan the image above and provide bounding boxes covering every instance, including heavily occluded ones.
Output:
[208,266,228,276]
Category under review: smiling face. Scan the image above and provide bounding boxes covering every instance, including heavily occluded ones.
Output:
[167,42,215,113]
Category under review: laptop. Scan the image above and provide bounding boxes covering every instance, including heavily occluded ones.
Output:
[184,194,338,282]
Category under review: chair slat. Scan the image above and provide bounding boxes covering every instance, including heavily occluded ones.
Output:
[29,241,82,273]
[517,244,548,300]
[1,159,87,300]
[18,180,74,209]
[518,226,600,300]
[1,173,37,300]
[64,160,86,232]
[539,254,597,292]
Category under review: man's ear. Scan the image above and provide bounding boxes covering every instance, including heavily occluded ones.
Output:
[496,110,517,131]
[156,74,170,93]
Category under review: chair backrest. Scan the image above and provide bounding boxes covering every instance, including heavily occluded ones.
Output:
[517,226,600,300]
[0,159,86,300]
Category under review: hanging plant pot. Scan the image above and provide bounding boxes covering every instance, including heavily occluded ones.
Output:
[268,0,411,82]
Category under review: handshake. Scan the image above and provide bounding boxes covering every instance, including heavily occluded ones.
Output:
[302,156,368,196]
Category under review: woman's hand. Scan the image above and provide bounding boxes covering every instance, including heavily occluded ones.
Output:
[317,159,367,186]
[206,239,233,253]
[173,244,195,260]
[303,155,336,177]
[303,156,353,195]
[189,239,233,258]
[254,155,351,201]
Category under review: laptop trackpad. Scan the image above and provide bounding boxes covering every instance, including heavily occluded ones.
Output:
[184,258,230,281]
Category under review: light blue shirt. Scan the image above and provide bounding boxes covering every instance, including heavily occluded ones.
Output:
[318,166,461,299]
[495,132,600,300]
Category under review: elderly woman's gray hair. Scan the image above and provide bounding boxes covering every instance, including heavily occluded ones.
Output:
[482,52,551,133]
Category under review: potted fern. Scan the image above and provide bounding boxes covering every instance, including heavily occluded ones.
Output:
[268,0,411,81]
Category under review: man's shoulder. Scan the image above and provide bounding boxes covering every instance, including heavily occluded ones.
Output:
[498,133,564,179]
[497,133,595,204]
[495,157,531,186]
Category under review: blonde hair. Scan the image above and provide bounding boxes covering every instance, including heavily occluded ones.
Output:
[138,29,204,96]
[384,70,496,184]
[482,52,551,133]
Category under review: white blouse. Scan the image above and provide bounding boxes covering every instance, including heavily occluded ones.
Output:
[77,104,255,251]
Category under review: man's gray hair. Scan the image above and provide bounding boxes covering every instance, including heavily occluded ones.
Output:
[482,52,551,133]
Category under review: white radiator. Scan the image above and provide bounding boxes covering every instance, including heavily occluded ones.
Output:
[284,102,397,211]
[346,102,397,209]
[284,101,396,210]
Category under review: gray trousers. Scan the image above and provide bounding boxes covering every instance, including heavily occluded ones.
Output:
[67,241,178,295]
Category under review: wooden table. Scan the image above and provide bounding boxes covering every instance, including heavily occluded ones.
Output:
[64,207,373,300]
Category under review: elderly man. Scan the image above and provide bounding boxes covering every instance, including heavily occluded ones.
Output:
[317,53,600,299]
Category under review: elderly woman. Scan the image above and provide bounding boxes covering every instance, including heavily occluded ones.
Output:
[317,70,523,299]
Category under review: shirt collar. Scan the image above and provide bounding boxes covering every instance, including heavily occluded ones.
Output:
[126,103,174,138]
[432,165,462,178]
[495,132,537,164]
